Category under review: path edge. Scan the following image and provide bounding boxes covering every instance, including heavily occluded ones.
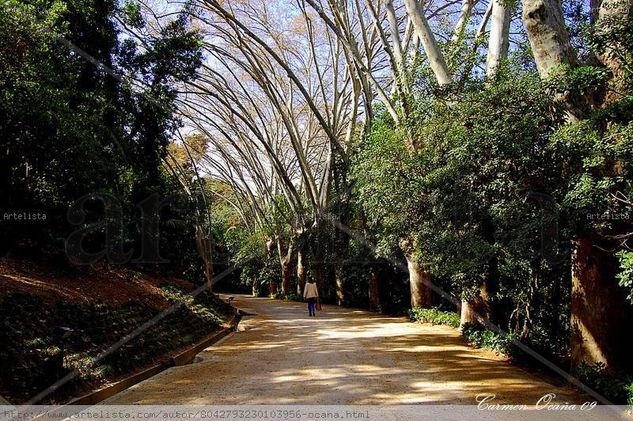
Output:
[67,311,242,406]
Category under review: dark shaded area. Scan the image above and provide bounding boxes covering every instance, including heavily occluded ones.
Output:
[0,284,232,404]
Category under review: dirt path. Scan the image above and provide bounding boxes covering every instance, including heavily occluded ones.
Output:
[105,295,586,405]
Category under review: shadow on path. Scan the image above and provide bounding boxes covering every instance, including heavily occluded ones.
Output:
[105,295,586,405]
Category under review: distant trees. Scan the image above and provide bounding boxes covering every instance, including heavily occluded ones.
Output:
[177,0,360,297]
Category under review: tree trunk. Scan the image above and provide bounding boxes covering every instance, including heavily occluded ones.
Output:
[595,0,633,103]
[335,256,344,306]
[405,254,433,308]
[369,268,380,311]
[403,0,452,85]
[309,220,328,299]
[452,0,475,43]
[280,252,293,295]
[266,237,277,295]
[522,0,633,371]
[486,0,511,78]
[195,225,214,290]
[570,237,633,370]
[333,228,348,306]
[522,0,578,78]
[296,247,306,296]
[460,283,492,328]
[269,281,278,296]
[399,238,433,308]
[522,0,594,119]
[277,237,294,296]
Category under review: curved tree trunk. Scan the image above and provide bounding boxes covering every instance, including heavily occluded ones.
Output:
[403,0,452,85]
[522,0,589,119]
[451,0,475,43]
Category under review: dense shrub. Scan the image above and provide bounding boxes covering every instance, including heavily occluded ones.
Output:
[239,256,280,297]
[408,307,460,328]
[461,323,519,357]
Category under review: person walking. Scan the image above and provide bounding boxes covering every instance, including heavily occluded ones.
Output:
[303,279,319,317]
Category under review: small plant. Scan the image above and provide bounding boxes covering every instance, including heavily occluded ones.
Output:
[408,307,461,328]
[461,323,519,357]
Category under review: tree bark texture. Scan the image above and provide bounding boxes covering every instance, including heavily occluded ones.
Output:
[570,237,633,370]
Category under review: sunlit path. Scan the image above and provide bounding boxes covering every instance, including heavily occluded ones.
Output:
[105,296,584,405]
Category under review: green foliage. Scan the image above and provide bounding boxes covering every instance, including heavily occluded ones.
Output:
[552,113,633,298]
[121,1,144,28]
[550,119,633,227]
[574,363,633,405]
[351,118,429,257]
[544,65,609,97]
[354,67,572,350]
[239,254,279,297]
[0,0,204,276]
[617,251,633,302]
[589,3,633,91]
[461,323,519,357]
[408,307,460,328]
[336,239,374,308]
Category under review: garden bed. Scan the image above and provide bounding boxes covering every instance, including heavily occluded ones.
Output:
[0,258,234,404]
